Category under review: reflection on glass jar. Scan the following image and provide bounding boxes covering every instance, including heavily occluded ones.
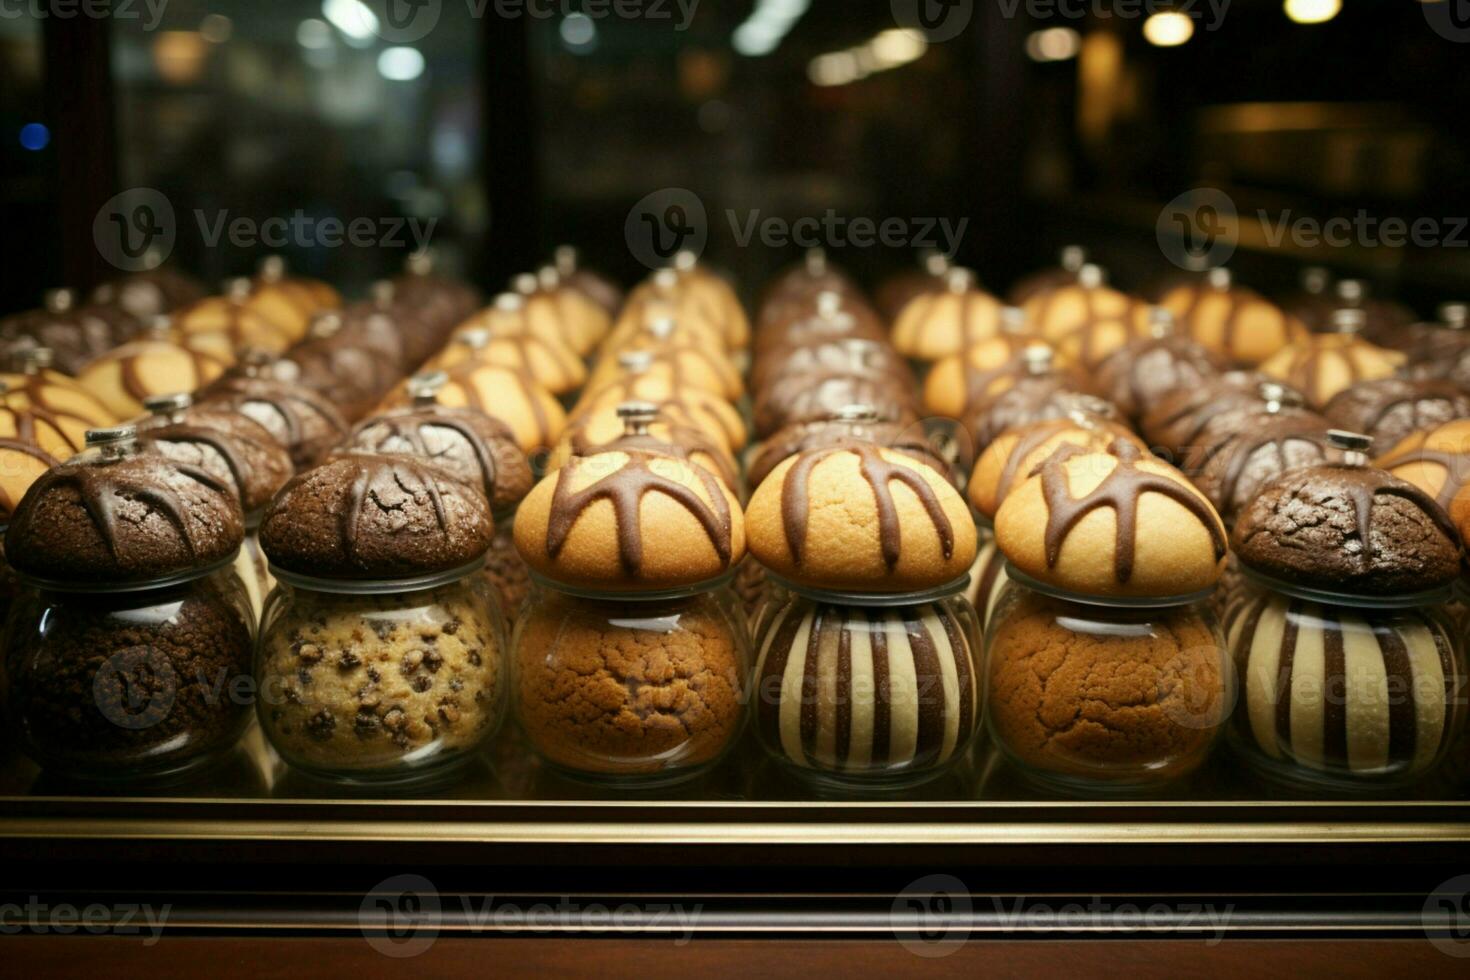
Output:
[3,568,255,779]
[985,581,1231,790]
[512,582,748,784]
[1224,587,1466,787]
[256,573,505,782]
[752,589,982,788]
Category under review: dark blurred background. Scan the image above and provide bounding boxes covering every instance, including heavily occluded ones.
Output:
[3,0,1469,314]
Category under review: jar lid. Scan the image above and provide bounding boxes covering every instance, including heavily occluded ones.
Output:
[1237,565,1452,610]
[1002,563,1215,609]
[763,570,972,608]
[270,555,487,595]
[525,567,735,603]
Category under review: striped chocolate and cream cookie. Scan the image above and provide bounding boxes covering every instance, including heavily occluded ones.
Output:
[965,539,1009,634]
[753,599,978,777]
[1226,592,1461,779]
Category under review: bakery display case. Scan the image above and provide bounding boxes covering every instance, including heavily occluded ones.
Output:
[4,0,1470,971]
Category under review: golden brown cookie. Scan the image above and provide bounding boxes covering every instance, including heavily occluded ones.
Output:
[1022,266,1150,342]
[1159,269,1306,366]
[1258,331,1405,409]
[573,377,747,450]
[174,280,297,357]
[745,445,977,593]
[922,337,1061,420]
[380,361,566,454]
[76,338,227,419]
[428,327,586,395]
[891,268,1009,361]
[584,344,742,401]
[1377,419,1470,527]
[514,449,745,591]
[967,414,1144,520]
[995,440,1226,598]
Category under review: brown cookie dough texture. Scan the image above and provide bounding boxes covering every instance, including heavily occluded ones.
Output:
[515,590,744,775]
[995,442,1226,598]
[745,445,977,593]
[922,336,1066,420]
[753,289,885,359]
[139,408,294,515]
[514,449,745,591]
[1231,462,1461,595]
[199,374,348,470]
[1258,334,1405,409]
[1092,332,1224,421]
[967,414,1145,520]
[1158,271,1306,366]
[6,440,244,586]
[987,590,1225,780]
[259,583,501,772]
[260,452,494,580]
[344,405,533,515]
[1190,415,1340,527]
[891,268,1008,361]
[962,374,1114,451]
[1324,377,1470,455]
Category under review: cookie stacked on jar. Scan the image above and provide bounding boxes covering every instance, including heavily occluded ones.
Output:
[506,250,752,784]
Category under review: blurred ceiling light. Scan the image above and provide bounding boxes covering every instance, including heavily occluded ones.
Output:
[808,27,928,86]
[732,0,810,56]
[559,13,598,52]
[869,28,927,66]
[323,0,378,44]
[153,31,209,84]
[297,18,333,49]
[1284,0,1341,23]
[200,14,233,44]
[377,46,425,81]
[1142,11,1195,46]
[808,51,859,87]
[1025,26,1080,62]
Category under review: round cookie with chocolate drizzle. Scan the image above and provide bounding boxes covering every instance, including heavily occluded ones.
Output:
[198,371,347,470]
[549,401,740,495]
[260,451,493,581]
[513,447,744,592]
[749,404,953,491]
[1158,267,1306,366]
[744,444,976,593]
[994,440,1227,598]
[345,372,533,515]
[6,424,244,586]
[1192,413,1340,528]
[967,412,1145,521]
[1092,311,1225,420]
[1376,419,1470,528]
[1323,377,1470,455]
[1232,432,1461,596]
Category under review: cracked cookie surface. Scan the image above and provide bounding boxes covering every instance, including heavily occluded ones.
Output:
[986,591,1224,777]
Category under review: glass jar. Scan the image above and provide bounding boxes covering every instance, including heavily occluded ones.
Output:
[233,514,272,626]
[985,570,1231,792]
[1223,577,1467,789]
[751,577,982,789]
[255,562,506,784]
[2,563,255,780]
[511,575,749,785]
[483,515,530,627]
